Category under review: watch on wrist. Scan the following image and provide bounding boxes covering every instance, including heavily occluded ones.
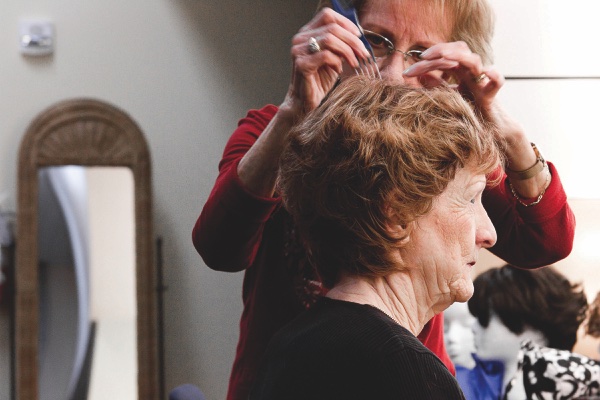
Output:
[506,142,546,181]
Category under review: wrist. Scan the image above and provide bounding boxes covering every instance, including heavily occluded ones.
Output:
[506,142,545,181]
[505,142,551,199]
[278,98,304,125]
[509,164,551,207]
[503,132,539,172]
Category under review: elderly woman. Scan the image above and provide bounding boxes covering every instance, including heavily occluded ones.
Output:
[249,76,499,399]
[469,265,597,399]
[193,1,575,398]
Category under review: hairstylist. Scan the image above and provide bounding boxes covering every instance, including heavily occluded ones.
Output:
[192,1,575,399]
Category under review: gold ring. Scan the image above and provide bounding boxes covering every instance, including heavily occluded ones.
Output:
[473,73,487,83]
[308,37,321,54]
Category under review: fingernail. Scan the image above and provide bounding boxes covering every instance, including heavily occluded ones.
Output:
[403,66,415,75]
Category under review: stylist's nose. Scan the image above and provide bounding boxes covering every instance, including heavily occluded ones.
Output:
[379,54,421,87]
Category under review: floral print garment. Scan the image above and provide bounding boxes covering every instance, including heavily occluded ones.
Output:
[504,340,600,400]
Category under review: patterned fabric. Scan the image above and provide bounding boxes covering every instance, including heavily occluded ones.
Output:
[504,340,600,399]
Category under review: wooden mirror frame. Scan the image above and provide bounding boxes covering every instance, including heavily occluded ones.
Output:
[15,98,159,399]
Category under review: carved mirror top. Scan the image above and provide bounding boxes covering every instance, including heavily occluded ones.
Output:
[19,98,150,169]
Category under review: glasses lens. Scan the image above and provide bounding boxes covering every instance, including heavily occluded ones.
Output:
[404,50,424,66]
[363,31,393,58]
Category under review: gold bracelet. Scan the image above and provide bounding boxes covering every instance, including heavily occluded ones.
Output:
[509,165,550,207]
[506,142,546,180]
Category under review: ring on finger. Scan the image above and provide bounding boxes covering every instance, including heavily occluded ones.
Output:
[308,37,321,54]
[473,72,487,83]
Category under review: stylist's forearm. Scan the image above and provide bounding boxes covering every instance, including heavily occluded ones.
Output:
[497,113,551,198]
[485,103,549,198]
[238,104,299,197]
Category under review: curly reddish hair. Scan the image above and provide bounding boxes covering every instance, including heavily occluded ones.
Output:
[278,76,500,287]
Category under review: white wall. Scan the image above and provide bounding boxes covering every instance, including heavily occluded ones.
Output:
[0,1,314,399]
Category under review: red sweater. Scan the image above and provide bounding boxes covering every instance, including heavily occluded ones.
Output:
[193,105,575,400]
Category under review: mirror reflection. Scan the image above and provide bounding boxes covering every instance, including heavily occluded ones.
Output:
[38,166,136,399]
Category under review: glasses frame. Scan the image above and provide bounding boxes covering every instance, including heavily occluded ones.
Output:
[363,30,425,64]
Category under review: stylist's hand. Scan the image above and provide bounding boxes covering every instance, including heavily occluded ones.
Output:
[403,41,549,195]
[402,41,503,112]
[402,41,526,146]
[401,42,521,139]
[282,8,372,116]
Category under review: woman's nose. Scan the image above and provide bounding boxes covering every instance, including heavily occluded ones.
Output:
[477,206,497,249]
[379,54,421,87]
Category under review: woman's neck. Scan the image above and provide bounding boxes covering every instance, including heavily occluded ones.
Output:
[325,273,436,336]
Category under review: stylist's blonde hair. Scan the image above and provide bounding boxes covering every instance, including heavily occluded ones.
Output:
[278,76,500,287]
[316,0,495,65]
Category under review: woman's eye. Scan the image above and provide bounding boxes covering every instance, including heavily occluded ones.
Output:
[365,33,386,48]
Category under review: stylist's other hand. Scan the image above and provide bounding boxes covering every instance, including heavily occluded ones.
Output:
[401,41,517,135]
[282,8,372,116]
[403,41,502,108]
[402,41,539,185]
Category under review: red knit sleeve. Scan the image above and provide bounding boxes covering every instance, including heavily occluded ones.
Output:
[418,314,456,375]
[482,162,575,269]
[192,105,281,272]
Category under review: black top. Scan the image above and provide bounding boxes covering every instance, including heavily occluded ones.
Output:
[250,297,465,399]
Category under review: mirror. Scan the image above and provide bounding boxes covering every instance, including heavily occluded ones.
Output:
[15,98,159,399]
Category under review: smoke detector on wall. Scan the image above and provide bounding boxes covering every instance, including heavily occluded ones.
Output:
[19,18,54,56]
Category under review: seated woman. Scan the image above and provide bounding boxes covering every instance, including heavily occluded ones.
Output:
[469,264,599,399]
[249,76,501,399]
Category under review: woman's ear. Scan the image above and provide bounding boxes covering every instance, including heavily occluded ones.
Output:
[383,205,410,242]
[386,222,407,238]
[386,221,412,246]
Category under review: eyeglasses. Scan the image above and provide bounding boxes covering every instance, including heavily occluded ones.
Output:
[363,30,425,66]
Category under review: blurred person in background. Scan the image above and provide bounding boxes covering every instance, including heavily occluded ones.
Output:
[444,301,504,399]
[469,265,598,399]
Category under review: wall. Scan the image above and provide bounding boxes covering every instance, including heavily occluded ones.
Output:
[0,1,314,399]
